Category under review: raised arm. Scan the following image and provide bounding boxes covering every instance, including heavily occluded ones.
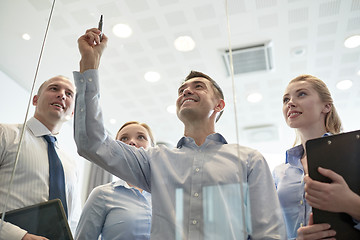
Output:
[73,29,151,192]
[77,28,108,72]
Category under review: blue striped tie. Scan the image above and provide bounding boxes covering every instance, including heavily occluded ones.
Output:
[43,135,68,218]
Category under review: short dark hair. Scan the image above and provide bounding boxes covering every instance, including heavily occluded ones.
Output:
[183,70,224,122]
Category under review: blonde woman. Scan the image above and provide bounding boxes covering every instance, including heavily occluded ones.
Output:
[273,75,360,239]
[75,121,154,240]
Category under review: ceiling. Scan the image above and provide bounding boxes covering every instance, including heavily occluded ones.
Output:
[1,0,359,167]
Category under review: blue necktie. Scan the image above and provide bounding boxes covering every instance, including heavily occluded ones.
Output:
[43,135,68,218]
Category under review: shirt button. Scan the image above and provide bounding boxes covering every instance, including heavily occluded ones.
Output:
[192,220,197,225]
[194,192,199,197]
[80,79,84,83]
[88,78,92,82]
[300,200,303,205]
[80,108,84,112]
[195,168,200,172]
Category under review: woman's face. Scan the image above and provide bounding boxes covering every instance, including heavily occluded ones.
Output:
[116,124,151,149]
[282,81,330,130]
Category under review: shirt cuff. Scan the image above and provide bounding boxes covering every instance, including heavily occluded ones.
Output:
[73,69,99,92]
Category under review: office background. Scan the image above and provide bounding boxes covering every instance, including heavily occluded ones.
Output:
[1,0,359,205]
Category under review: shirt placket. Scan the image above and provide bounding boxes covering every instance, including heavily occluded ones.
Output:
[188,147,205,239]
[299,172,306,228]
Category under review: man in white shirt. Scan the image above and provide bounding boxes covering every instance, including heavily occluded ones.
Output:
[0,76,80,240]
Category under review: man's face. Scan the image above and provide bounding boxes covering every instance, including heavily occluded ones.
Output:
[33,76,75,124]
[176,77,222,123]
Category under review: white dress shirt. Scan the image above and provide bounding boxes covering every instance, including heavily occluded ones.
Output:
[0,117,81,240]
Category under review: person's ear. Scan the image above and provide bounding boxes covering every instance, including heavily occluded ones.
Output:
[322,103,331,114]
[32,95,39,106]
[214,99,225,113]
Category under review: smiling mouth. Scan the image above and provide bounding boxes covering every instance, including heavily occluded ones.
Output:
[181,98,197,106]
[288,112,301,118]
[51,103,64,109]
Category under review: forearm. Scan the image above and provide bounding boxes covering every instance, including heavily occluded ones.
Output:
[248,155,287,239]
[79,54,100,73]
[72,70,151,190]
[0,221,27,240]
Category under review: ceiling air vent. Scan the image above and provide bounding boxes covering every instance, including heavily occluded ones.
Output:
[222,42,273,75]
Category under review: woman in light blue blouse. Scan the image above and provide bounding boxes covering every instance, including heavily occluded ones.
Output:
[75,121,154,240]
[273,75,360,239]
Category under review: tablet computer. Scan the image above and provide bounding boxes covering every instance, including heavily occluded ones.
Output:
[0,199,73,240]
[306,130,360,239]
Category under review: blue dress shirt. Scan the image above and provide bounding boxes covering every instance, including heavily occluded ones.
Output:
[273,145,310,240]
[75,180,151,240]
[73,69,286,240]
[274,137,360,239]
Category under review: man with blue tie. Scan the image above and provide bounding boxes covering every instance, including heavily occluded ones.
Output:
[0,76,80,240]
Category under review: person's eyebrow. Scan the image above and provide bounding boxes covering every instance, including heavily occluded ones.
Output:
[47,84,75,95]
[295,88,308,93]
[178,82,188,92]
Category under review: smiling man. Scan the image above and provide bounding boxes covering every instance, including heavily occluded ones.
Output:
[0,76,81,240]
[74,28,286,240]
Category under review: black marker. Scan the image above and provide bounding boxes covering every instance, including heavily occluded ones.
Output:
[98,15,103,41]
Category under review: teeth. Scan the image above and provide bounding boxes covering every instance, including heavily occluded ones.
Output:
[183,99,195,104]
[52,103,63,108]
[289,112,300,116]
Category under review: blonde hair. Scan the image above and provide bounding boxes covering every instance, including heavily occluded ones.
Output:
[289,75,342,145]
[115,121,155,147]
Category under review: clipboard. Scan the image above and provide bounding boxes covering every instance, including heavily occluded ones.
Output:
[0,199,73,240]
[306,130,360,240]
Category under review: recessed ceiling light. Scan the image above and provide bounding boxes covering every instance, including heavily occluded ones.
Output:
[22,33,31,40]
[174,36,195,52]
[336,79,353,90]
[344,35,360,48]
[109,118,117,124]
[167,105,176,114]
[144,71,160,82]
[112,23,132,38]
[357,69,360,76]
[247,92,263,103]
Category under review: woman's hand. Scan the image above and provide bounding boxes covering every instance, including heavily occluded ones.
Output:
[304,167,360,219]
[296,213,336,240]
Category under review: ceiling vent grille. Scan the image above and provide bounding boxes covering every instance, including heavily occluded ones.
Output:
[222,42,273,75]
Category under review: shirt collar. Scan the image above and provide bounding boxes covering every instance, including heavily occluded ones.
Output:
[113,179,127,188]
[285,132,332,165]
[176,132,228,148]
[27,117,60,148]
[113,179,150,195]
[27,117,52,137]
[285,144,304,165]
